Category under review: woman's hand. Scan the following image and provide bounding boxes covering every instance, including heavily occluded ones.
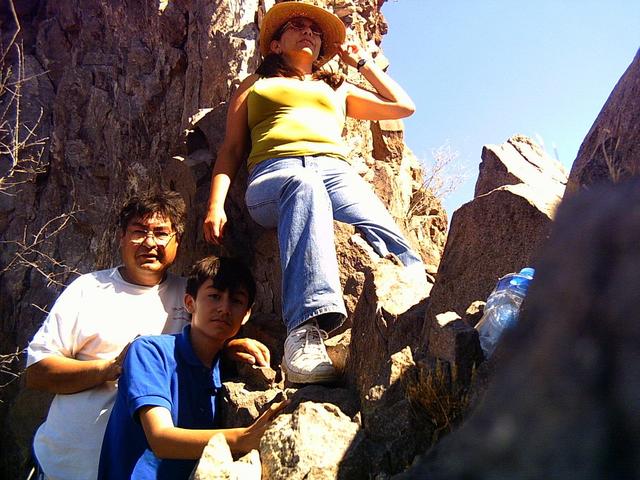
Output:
[340,41,416,121]
[203,204,227,245]
[203,74,259,246]
[338,41,371,69]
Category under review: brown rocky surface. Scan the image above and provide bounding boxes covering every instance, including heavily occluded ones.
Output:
[191,433,261,480]
[9,1,629,478]
[566,48,640,195]
[0,0,446,477]
[426,135,567,323]
[260,401,360,480]
[414,135,567,408]
[475,134,567,199]
[397,178,640,480]
[426,183,557,325]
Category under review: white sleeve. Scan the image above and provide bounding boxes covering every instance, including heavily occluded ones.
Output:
[26,277,85,367]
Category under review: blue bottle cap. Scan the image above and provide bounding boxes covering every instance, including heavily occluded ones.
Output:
[519,267,535,279]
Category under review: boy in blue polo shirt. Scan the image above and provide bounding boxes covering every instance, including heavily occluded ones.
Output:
[98,256,284,479]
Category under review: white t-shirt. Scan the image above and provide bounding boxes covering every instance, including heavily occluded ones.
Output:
[27,267,189,480]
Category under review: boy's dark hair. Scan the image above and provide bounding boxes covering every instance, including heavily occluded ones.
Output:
[118,190,187,238]
[186,256,256,307]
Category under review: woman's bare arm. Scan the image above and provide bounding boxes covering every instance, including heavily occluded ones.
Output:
[338,42,415,121]
[203,74,259,244]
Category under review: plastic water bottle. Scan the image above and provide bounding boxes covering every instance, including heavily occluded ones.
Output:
[475,267,535,358]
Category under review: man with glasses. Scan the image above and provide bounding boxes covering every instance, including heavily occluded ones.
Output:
[25,190,269,480]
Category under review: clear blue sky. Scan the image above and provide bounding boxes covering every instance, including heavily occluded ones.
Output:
[381,1,640,217]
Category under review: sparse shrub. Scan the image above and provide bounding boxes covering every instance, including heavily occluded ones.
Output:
[0,349,22,401]
[405,360,476,445]
[0,1,48,195]
[0,0,80,287]
[408,143,466,218]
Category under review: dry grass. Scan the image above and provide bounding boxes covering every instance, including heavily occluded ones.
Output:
[405,360,476,445]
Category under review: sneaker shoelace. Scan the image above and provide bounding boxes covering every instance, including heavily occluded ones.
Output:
[289,324,329,361]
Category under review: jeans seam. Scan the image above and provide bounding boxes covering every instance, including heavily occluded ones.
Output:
[247,198,277,210]
[289,305,346,332]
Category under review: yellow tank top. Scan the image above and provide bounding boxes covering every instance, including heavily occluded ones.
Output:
[246,77,348,171]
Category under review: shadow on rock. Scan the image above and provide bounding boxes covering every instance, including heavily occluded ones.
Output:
[396,178,640,479]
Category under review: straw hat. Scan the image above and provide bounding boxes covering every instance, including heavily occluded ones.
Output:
[260,1,346,65]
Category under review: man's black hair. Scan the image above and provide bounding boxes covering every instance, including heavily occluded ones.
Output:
[186,256,256,307]
[118,190,186,238]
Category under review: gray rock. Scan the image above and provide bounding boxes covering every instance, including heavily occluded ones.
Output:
[354,347,434,476]
[397,178,640,479]
[219,381,281,428]
[426,181,559,323]
[235,363,277,391]
[566,48,640,195]
[427,135,566,325]
[287,385,360,420]
[1,0,446,477]
[260,401,359,480]
[464,300,485,327]
[476,134,567,198]
[190,433,260,480]
[426,312,484,377]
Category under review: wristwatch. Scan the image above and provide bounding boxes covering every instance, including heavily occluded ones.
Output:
[356,58,368,71]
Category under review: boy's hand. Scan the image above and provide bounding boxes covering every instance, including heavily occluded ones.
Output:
[224,338,270,367]
[236,400,289,453]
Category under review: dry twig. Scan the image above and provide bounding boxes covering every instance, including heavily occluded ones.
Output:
[0,348,24,394]
[408,143,466,218]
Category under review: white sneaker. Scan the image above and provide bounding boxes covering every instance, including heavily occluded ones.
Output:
[283,321,338,384]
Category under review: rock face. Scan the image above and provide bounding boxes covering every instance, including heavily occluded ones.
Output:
[260,402,359,480]
[399,178,640,480]
[475,134,567,199]
[0,0,446,477]
[427,135,567,321]
[191,434,261,480]
[566,48,640,195]
[417,135,567,399]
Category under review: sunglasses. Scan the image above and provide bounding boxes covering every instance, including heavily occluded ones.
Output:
[281,18,324,39]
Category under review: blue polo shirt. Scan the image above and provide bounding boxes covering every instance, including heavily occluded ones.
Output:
[98,325,223,480]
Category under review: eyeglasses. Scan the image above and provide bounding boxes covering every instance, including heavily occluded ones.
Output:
[128,228,177,246]
[282,18,323,38]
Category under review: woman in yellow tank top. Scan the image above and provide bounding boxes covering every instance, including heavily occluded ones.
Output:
[203,1,426,384]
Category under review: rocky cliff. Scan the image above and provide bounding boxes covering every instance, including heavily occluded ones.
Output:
[4,0,636,478]
[0,0,446,477]
[566,48,640,194]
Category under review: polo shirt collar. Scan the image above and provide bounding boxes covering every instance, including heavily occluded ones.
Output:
[176,325,222,384]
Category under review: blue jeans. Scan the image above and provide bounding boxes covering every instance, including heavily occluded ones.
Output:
[245,156,423,333]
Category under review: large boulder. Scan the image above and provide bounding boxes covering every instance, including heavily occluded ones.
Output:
[475,134,567,199]
[190,434,260,480]
[426,135,567,322]
[260,401,360,480]
[566,48,640,194]
[398,178,640,480]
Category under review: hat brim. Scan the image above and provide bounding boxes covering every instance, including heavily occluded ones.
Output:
[260,2,346,66]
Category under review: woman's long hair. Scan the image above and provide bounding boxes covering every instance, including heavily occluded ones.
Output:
[256,27,344,90]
